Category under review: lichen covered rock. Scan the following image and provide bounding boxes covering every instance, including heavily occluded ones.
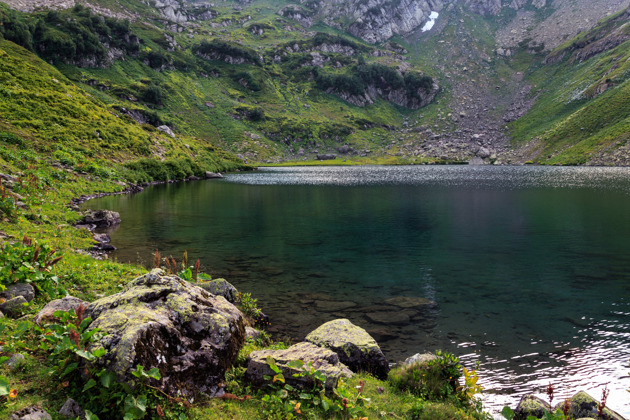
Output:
[514,394,552,420]
[560,391,625,420]
[246,342,352,392]
[85,269,245,400]
[306,318,390,379]
[198,278,238,303]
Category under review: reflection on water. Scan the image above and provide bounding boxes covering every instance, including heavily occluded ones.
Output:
[86,165,630,417]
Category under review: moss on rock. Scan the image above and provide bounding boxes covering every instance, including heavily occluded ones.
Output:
[305,318,390,379]
[85,269,245,400]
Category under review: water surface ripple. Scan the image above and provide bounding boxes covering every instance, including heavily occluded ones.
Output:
[88,166,630,417]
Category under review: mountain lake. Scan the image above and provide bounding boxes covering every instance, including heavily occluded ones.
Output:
[84,165,630,417]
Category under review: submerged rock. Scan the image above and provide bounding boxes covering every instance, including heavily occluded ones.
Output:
[85,269,245,400]
[246,342,352,392]
[306,318,390,379]
[384,296,436,309]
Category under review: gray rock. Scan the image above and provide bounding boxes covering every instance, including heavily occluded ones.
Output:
[93,233,111,244]
[81,209,121,228]
[306,318,390,379]
[7,353,25,369]
[403,352,437,365]
[245,326,261,341]
[205,171,224,179]
[316,154,337,160]
[10,407,52,420]
[157,125,176,138]
[513,394,552,420]
[58,398,84,419]
[477,147,491,159]
[34,296,88,325]
[197,278,238,303]
[0,296,27,317]
[559,391,625,420]
[1,283,35,303]
[246,342,352,392]
[85,269,245,400]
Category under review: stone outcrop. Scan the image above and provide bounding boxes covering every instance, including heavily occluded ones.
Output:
[305,319,390,379]
[84,269,246,400]
[292,0,444,44]
[246,342,353,392]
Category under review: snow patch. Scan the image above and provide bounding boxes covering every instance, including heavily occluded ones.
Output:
[421,11,439,32]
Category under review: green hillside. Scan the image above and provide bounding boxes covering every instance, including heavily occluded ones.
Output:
[508,8,630,165]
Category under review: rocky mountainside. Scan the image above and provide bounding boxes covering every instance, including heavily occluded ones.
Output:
[1,0,630,165]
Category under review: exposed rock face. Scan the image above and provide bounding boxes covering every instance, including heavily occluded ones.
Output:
[85,269,246,400]
[295,0,444,43]
[464,0,501,16]
[246,342,353,391]
[279,5,315,26]
[329,78,439,109]
[305,319,390,379]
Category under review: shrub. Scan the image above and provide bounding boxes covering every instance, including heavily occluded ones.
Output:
[193,39,261,65]
[0,236,63,298]
[388,350,461,401]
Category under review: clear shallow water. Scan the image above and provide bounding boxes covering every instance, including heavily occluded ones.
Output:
[86,166,630,417]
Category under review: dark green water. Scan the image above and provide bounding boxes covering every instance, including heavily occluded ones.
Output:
[86,165,630,416]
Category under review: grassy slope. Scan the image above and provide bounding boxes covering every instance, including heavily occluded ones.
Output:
[508,12,630,164]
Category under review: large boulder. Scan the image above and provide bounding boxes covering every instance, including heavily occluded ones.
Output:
[559,391,625,420]
[246,342,352,392]
[306,318,390,379]
[85,269,245,400]
[513,394,552,420]
[81,209,121,229]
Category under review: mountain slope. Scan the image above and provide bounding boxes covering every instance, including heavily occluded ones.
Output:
[509,7,630,165]
[1,0,630,165]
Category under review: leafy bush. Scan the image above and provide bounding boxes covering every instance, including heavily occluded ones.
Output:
[140,84,165,105]
[388,350,462,401]
[232,71,262,91]
[0,132,29,149]
[0,236,63,298]
[123,157,202,182]
[193,39,261,65]
[261,357,370,419]
[0,4,32,49]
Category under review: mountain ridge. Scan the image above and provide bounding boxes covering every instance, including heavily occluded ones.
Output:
[1,0,630,166]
